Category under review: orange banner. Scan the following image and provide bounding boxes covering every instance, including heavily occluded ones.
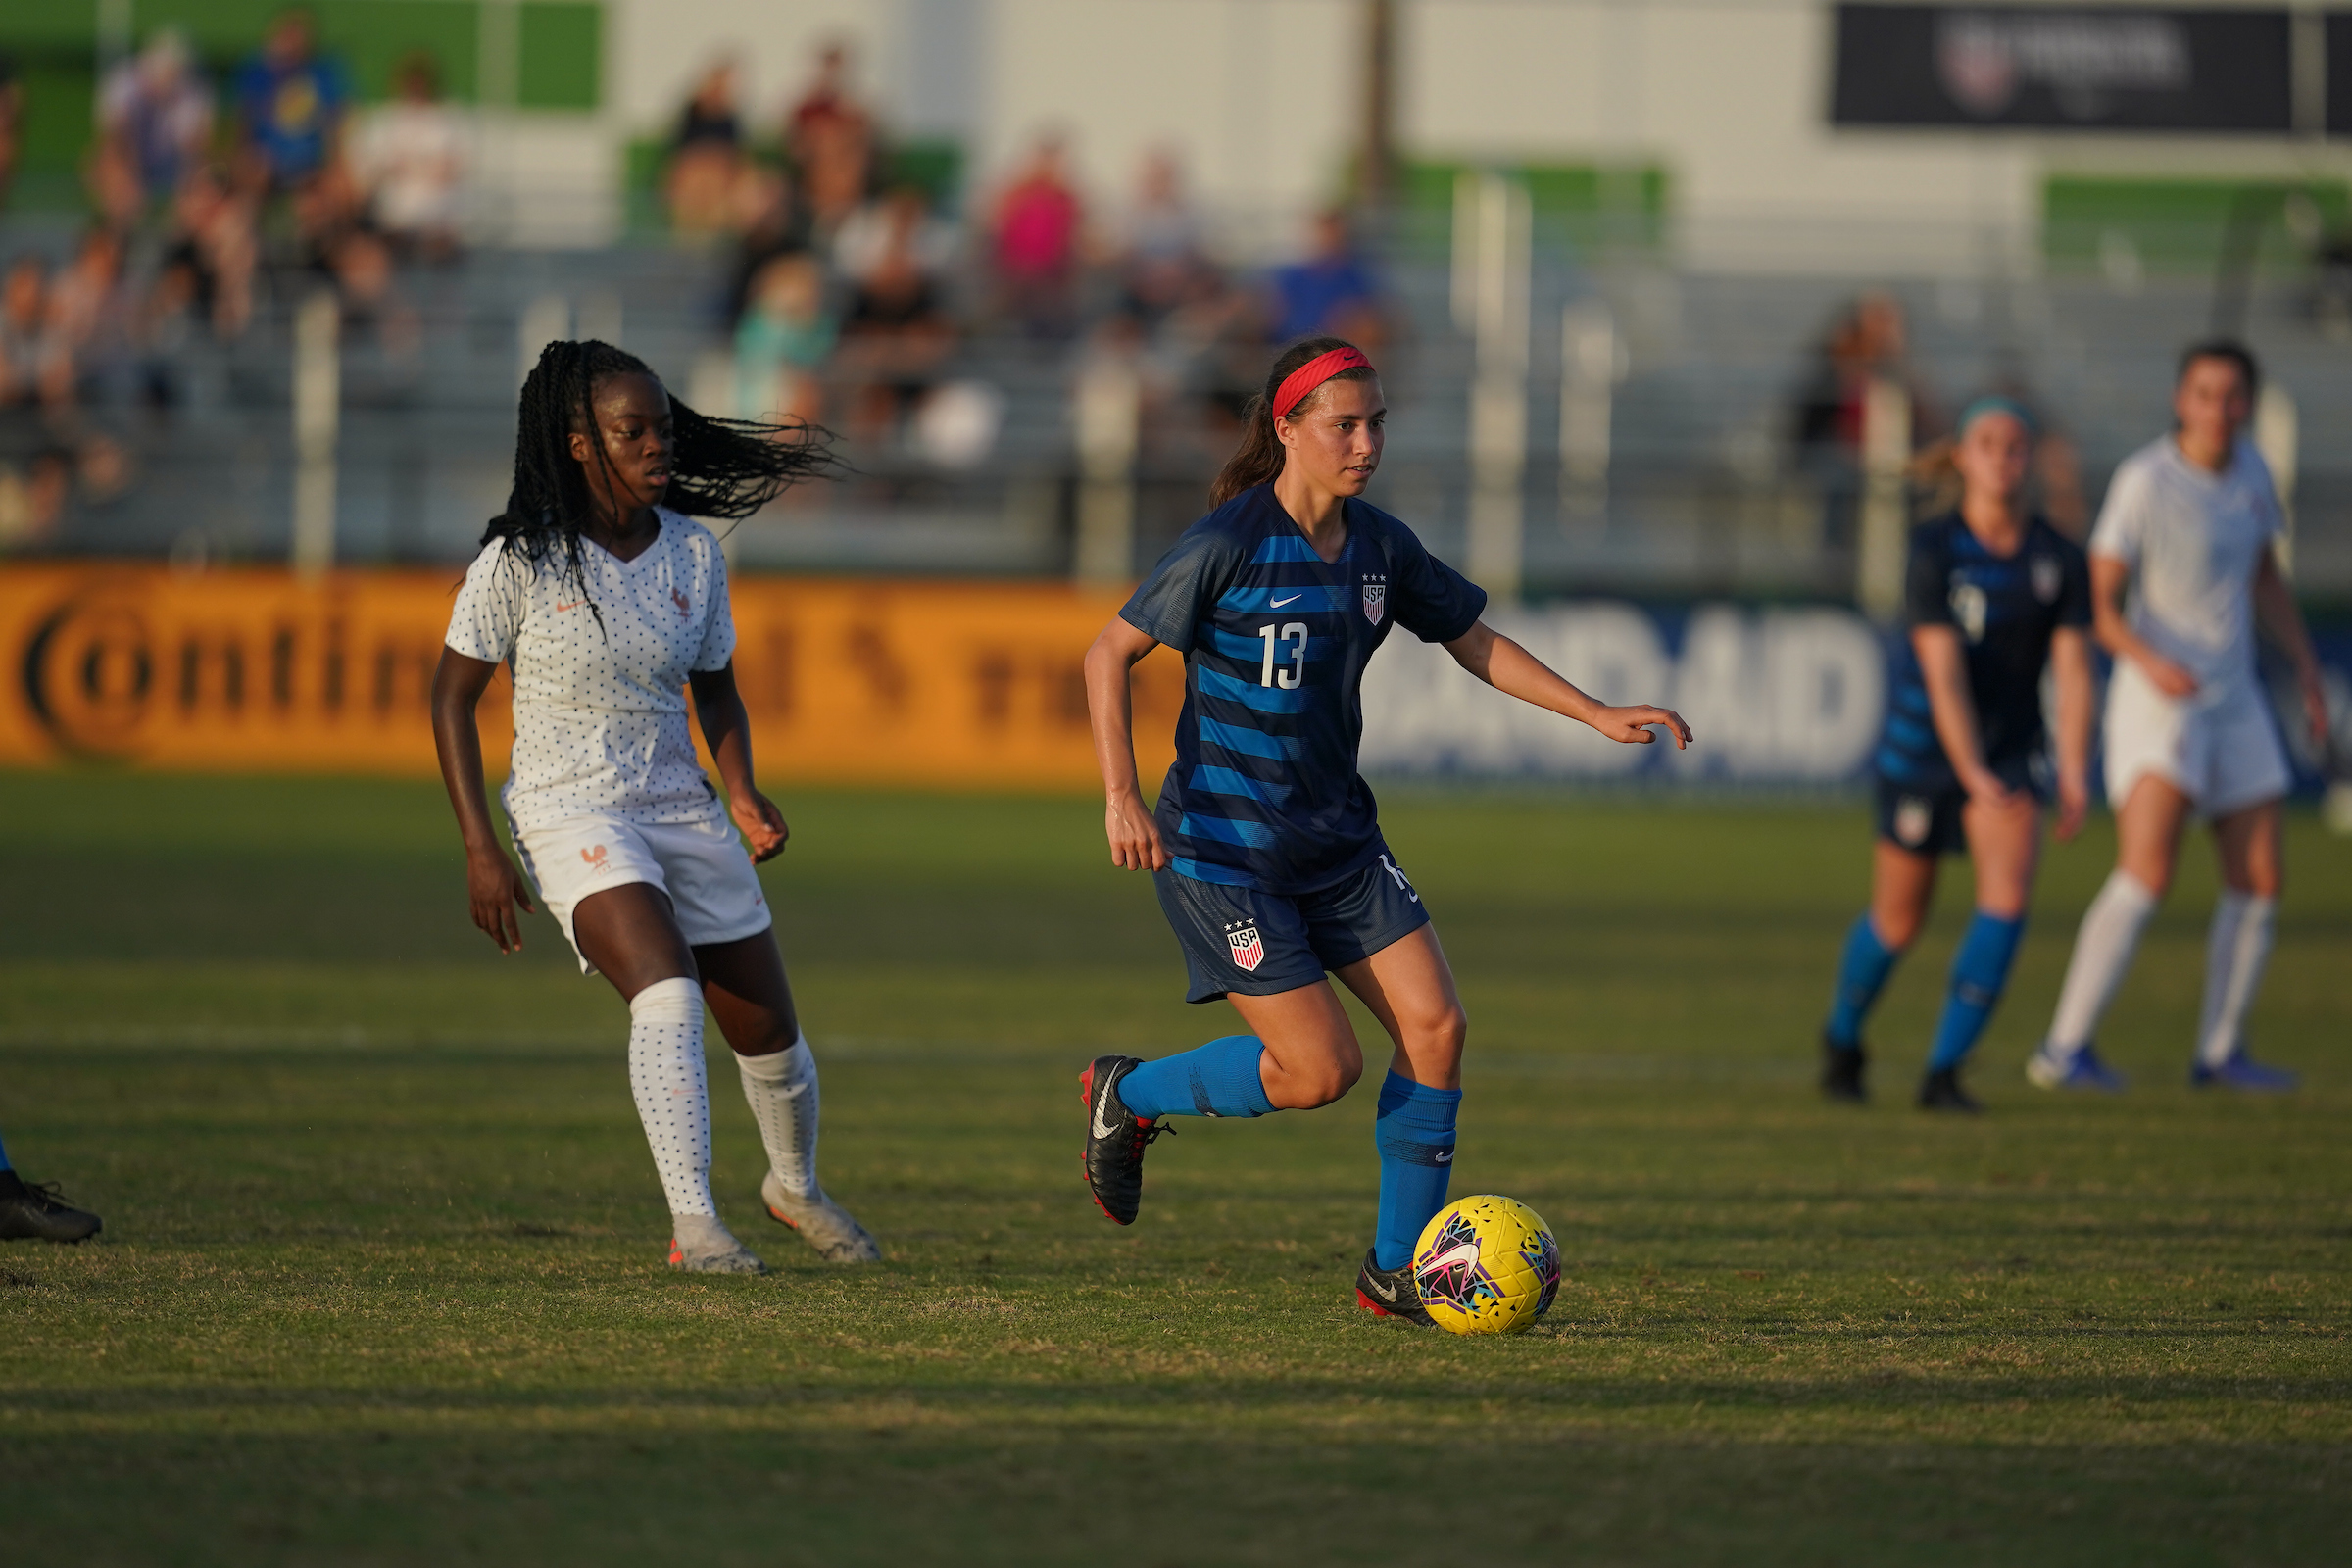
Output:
[0,567,1183,790]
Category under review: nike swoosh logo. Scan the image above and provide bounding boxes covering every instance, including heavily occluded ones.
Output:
[555,600,586,612]
[1435,1151,1452,1163]
[1091,1075,1120,1140]
[1366,1274,1396,1301]
[1271,594,1302,607]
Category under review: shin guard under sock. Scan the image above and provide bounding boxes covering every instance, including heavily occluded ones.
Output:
[1372,1072,1461,1271]
[1115,1036,1276,1119]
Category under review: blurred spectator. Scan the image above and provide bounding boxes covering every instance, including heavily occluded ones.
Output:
[723,172,811,328]
[233,9,350,194]
[292,164,416,354]
[837,187,956,436]
[666,61,748,236]
[1789,291,1942,551]
[1268,209,1384,347]
[39,229,130,408]
[992,135,1083,339]
[0,256,49,406]
[734,252,835,425]
[156,165,259,341]
[1115,149,1213,325]
[91,31,213,226]
[0,54,21,209]
[786,43,872,236]
[353,53,467,262]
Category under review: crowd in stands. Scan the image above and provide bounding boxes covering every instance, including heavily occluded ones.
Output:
[678,43,1392,469]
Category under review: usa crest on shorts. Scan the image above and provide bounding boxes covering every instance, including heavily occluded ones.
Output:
[1224,919,1266,971]
[1893,795,1935,849]
[1362,573,1387,625]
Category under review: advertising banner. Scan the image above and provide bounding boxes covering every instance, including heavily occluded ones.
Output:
[0,567,1183,790]
[1831,5,2293,132]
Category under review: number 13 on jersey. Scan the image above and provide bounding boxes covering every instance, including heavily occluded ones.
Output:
[1258,622,1306,689]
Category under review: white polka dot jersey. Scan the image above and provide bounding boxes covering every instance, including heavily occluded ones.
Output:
[444,511,736,834]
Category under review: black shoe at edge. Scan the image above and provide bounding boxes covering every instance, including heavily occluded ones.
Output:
[1918,1066,1983,1114]
[1821,1032,1868,1103]
[1354,1248,1437,1328]
[0,1171,103,1244]
[1080,1054,1167,1226]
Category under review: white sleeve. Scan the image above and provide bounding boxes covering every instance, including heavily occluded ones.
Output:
[2087,458,2148,565]
[692,543,738,671]
[445,542,526,663]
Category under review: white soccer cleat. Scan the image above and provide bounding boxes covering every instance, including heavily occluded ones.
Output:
[761,1170,882,1263]
[667,1214,767,1274]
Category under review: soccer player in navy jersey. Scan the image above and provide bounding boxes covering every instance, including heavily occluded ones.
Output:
[1820,399,2097,1111]
[1078,337,1692,1326]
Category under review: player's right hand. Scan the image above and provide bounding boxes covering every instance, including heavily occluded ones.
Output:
[2139,653,2200,699]
[1105,792,1169,871]
[1961,768,2020,810]
[466,848,534,954]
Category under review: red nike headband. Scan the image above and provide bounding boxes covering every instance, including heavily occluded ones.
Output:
[1270,347,1375,422]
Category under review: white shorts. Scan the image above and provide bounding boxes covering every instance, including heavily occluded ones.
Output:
[2103,662,2291,819]
[513,812,771,975]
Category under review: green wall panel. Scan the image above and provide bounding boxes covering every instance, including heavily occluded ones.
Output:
[515,3,598,111]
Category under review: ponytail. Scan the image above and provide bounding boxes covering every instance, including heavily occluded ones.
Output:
[1208,335,1378,508]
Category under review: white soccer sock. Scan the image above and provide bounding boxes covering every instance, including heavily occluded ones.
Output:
[2196,892,2275,1068]
[627,977,716,1219]
[738,1035,820,1199]
[2046,871,2159,1056]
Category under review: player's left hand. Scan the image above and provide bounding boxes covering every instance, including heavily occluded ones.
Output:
[2054,775,2090,843]
[1593,704,1692,749]
[733,789,790,862]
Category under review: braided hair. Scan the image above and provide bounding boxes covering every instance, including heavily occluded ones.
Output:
[482,338,837,604]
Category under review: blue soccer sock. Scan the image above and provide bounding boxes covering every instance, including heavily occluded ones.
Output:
[0,1125,10,1170]
[1825,911,1902,1050]
[1928,911,2026,1071]
[1372,1072,1461,1271]
[1116,1036,1277,1119]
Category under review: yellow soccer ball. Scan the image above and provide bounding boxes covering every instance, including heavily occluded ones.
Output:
[1410,1195,1561,1336]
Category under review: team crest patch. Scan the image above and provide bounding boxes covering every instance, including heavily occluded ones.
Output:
[1361,574,1387,625]
[1893,797,1934,849]
[1224,920,1266,972]
[2030,555,2062,605]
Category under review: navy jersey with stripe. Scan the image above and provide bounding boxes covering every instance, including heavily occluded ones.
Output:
[1876,512,2091,790]
[1120,484,1487,894]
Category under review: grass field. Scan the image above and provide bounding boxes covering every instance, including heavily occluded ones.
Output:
[1,771,2348,1566]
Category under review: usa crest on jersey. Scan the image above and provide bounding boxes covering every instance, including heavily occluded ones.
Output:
[1361,573,1387,625]
[2030,554,2063,605]
[1225,919,1266,971]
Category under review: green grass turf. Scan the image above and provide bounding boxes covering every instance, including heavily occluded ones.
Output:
[1,772,2348,1566]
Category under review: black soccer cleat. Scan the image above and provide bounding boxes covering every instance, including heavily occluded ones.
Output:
[1354,1249,1437,1329]
[1918,1066,1983,1114]
[0,1171,102,1244]
[1080,1054,1168,1226]
[1821,1031,1868,1103]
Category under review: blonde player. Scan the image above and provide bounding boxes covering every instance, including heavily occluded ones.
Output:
[2028,342,2329,1092]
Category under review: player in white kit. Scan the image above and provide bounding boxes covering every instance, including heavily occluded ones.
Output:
[2027,342,2330,1093]
[432,339,879,1272]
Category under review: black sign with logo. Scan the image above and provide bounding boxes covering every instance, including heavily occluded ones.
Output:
[1832,5,2292,132]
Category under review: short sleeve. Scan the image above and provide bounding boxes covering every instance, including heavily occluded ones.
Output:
[693,542,737,671]
[2088,460,2149,564]
[1120,522,1243,654]
[445,541,525,663]
[2056,539,2092,629]
[1378,514,1487,644]
[1904,524,1952,627]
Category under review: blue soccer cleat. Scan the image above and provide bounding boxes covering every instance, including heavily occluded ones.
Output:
[2026,1041,2129,1093]
[2190,1052,2300,1093]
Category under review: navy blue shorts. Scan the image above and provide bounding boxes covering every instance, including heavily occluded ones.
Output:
[1153,850,1433,1004]
[1874,752,2046,857]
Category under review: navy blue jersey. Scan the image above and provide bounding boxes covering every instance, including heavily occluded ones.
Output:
[1876,513,2091,789]
[1120,485,1487,894]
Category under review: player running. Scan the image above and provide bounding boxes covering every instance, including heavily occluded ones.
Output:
[1820,399,2095,1111]
[431,339,878,1274]
[2027,341,2329,1093]
[1078,337,1691,1326]
[0,1125,101,1243]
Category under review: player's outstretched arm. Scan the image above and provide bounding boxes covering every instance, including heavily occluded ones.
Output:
[1083,616,1171,870]
[1442,620,1691,748]
[429,648,535,954]
[2252,547,2330,749]
[689,662,789,862]
[2049,626,2096,842]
